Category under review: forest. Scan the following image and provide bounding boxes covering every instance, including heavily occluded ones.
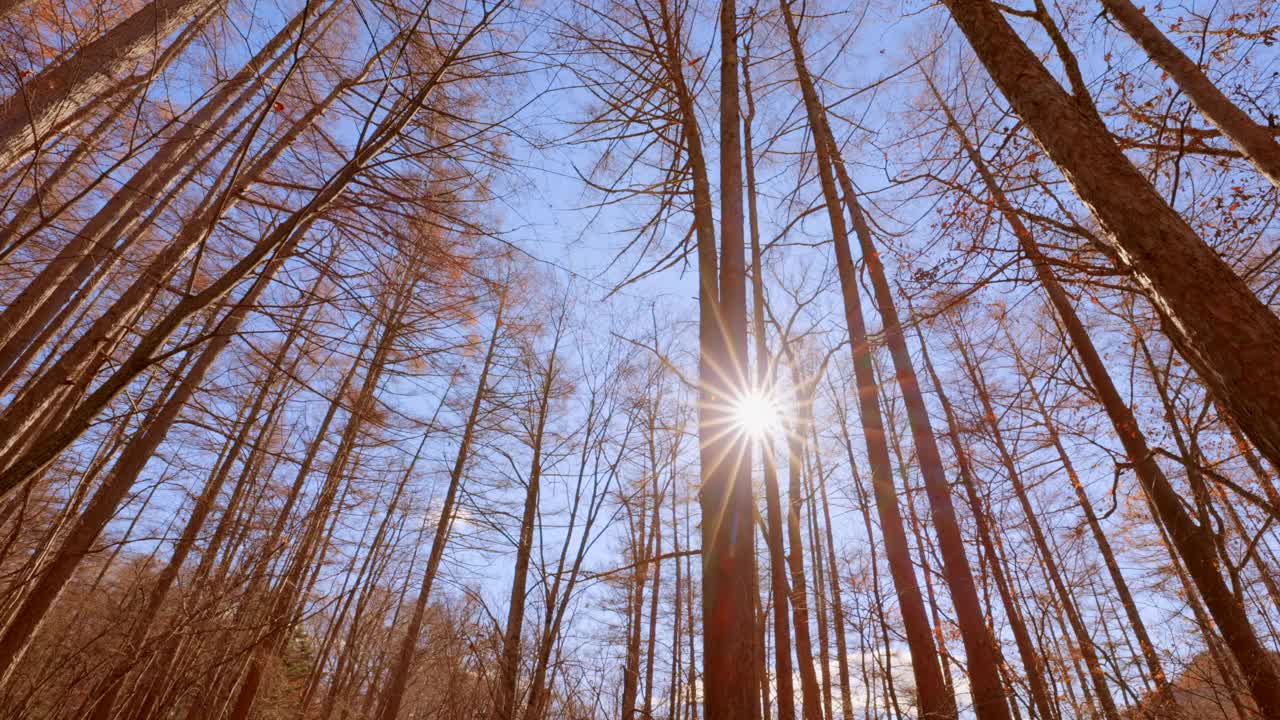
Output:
[0,0,1277,717]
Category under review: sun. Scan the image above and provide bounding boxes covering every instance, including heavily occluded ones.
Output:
[733,390,782,438]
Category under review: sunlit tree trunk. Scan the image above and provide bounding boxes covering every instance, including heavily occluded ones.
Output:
[0,0,221,170]
[1098,0,1280,187]
[941,0,1280,487]
[925,70,1280,716]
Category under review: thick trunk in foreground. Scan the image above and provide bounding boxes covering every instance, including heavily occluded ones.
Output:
[924,69,1280,717]
[942,0,1280,485]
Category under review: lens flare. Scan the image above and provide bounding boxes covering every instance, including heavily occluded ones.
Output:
[733,390,782,438]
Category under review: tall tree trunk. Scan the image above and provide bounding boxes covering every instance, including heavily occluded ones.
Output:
[777,3,956,714]
[941,0,1280,480]
[668,466,685,720]
[699,0,758,718]
[226,290,404,720]
[832,393,906,720]
[801,442,835,720]
[0,0,221,170]
[642,480,665,720]
[492,312,565,720]
[926,70,1280,717]
[0,2,216,261]
[375,294,504,720]
[743,48,798,720]
[878,378,959,704]
[1098,0,1280,187]
[86,297,316,720]
[780,371,825,720]
[0,262,295,686]
[621,468,653,720]
[913,327,1060,720]
[121,366,294,720]
[952,335,1121,720]
[809,418,856,720]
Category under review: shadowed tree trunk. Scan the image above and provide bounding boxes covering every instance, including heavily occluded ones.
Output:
[779,5,1007,716]
[778,3,956,715]
[699,0,759,717]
